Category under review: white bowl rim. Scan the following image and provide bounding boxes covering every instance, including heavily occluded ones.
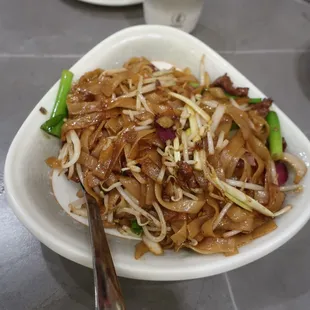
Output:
[77,0,142,7]
[5,25,310,281]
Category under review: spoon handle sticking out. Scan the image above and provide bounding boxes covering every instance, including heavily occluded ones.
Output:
[85,193,125,310]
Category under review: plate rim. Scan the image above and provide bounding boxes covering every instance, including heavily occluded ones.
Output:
[77,0,142,6]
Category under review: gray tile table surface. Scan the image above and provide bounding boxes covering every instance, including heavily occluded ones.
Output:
[1,0,310,309]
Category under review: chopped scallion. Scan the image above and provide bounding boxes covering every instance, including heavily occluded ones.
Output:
[40,70,74,138]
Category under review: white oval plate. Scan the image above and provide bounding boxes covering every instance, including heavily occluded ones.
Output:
[77,0,142,6]
[5,25,310,281]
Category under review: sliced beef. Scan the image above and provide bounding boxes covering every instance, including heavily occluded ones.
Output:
[177,162,199,190]
[251,98,273,118]
[211,74,249,97]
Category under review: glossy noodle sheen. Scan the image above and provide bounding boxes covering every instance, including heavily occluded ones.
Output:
[46,56,307,259]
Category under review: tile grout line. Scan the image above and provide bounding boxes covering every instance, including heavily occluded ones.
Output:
[194,279,206,310]
[0,53,82,59]
[224,273,239,310]
[219,48,310,55]
[0,49,310,59]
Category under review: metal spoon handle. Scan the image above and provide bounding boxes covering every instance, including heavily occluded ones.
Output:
[85,194,125,310]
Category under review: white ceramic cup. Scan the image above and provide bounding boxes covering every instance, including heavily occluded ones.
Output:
[143,0,204,33]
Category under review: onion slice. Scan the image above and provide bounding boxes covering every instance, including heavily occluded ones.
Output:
[142,236,163,255]
[281,152,307,184]
[62,130,81,169]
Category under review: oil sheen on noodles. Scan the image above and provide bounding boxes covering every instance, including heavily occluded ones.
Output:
[45,56,307,259]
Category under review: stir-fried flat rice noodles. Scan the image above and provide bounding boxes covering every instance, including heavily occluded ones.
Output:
[45,56,307,258]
